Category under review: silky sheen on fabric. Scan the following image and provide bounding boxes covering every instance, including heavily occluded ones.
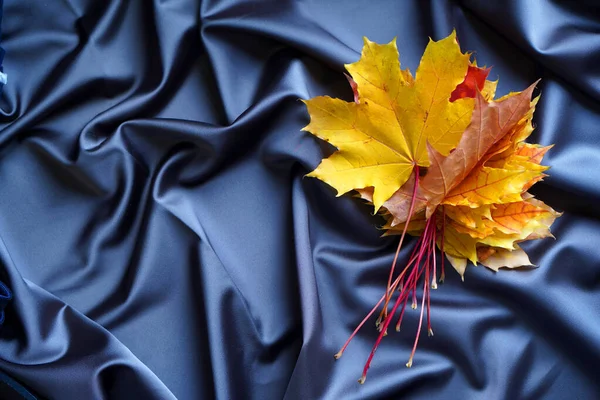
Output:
[0,0,599,399]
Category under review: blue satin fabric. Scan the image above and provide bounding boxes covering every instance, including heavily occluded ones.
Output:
[0,0,599,399]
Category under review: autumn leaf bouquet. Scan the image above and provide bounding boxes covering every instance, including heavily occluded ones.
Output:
[301,31,560,383]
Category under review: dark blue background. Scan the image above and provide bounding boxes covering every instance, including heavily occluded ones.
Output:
[0,0,599,398]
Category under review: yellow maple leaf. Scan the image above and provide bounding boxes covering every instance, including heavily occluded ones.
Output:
[477,245,533,271]
[444,204,491,229]
[481,79,498,100]
[303,31,474,210]
[439,222,478,265]
[396,31,473,161]
[441,166,542,207]
[302,96,413,210]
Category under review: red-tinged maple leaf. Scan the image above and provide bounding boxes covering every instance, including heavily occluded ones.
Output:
[450,64,490,102]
